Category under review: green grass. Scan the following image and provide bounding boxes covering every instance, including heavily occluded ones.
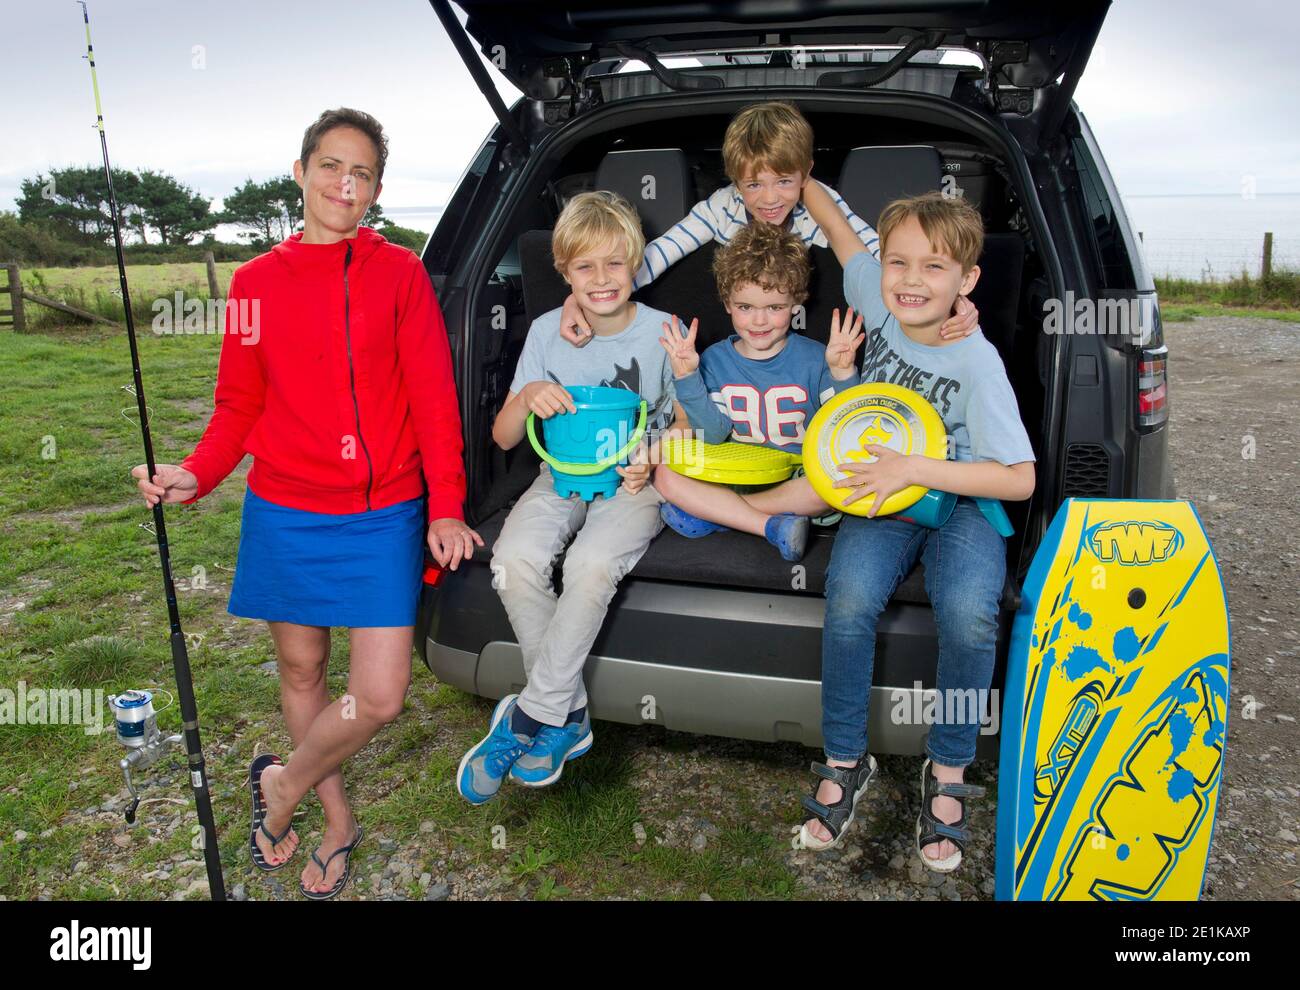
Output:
[0,314,803,900]
[18,261,241,332]
[1156,269,1300,310]
[1160,303,1300,324]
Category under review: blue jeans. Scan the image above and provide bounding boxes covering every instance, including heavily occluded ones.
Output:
[821,498,1005,767]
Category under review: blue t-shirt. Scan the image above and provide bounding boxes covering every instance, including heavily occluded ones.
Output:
[510,302,677,433]
[843,252,1035,465]
[674,332,857,449]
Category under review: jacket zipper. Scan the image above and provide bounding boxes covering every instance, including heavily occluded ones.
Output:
[343,242,374,510]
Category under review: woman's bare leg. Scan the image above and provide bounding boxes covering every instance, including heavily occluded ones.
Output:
[262,621,360,889]
[258,625,413,892]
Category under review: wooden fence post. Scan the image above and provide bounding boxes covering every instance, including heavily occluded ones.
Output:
[204,250,219,297]
[1,263,25,334]
[1262,231,1273,279]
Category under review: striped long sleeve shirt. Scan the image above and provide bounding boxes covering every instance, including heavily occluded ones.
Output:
[632,179,880,290]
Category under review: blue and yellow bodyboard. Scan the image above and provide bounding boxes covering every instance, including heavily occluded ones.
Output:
[996,499,1230,900]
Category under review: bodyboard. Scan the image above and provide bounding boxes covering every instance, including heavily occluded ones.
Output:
[995,499,1230,900]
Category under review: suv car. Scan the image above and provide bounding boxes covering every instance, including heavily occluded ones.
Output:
[415,0,1171,756]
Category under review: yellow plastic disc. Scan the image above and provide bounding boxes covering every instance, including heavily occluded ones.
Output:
[661,438,801,486]
[801,383,947,516]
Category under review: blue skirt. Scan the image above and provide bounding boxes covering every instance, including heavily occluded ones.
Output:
[228,487,425,628]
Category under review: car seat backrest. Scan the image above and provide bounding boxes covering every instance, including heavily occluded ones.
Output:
[799,245,845,347]
[517,229,569,326]
[594,148,694,241]
[836,145,944,228]
[968,233,1026,362]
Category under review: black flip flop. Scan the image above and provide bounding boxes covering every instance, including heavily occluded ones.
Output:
[249,753,295,872]
[300,825,364,900]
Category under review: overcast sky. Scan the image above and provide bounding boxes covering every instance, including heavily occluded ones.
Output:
[3,0,1298,219]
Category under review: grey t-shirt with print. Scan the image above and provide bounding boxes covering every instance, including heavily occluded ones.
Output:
[510,302,677,433]
[843,252,1035,465]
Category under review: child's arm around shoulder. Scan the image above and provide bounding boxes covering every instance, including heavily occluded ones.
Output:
[638,185,737,290]
[802,178,871,270]
[812,179,881,259]
[804,177,980,342]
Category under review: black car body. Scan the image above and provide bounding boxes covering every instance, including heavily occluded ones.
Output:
[416,0,1171,755]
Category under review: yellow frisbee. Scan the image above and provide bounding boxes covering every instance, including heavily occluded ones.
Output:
[801,383,948,516]
[661,437,801,487]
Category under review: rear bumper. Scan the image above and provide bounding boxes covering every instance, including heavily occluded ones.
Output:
[419,566,1007,758]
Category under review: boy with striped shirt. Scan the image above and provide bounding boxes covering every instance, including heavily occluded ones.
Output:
[560,101,885,342]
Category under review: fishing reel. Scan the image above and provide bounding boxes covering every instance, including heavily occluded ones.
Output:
[107,689,182,825]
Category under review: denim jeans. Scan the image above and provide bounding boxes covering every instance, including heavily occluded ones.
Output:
[821,498,1005,767]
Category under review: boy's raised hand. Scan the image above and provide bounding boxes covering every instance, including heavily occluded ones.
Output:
[659,315,700,379]
[940,295,979,340]
[559,292,593,347]
[826,307,865,379]
[520,380,577,419]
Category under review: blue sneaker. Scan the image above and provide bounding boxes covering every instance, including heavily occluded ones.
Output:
[509,710,594,788]
[764,512,810,562]
[661,502,730,538]
[456,694,533,805]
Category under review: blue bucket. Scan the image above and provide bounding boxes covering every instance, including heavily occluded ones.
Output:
[894,492,1015,536]
[895,488,958,529]
[527,385,647,500]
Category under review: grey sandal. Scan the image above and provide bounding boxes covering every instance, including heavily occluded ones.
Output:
[793,755,878,851]
[915,758,986,873]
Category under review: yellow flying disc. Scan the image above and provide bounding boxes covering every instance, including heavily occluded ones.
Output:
[662,438,802,486]
[802,383,948,516]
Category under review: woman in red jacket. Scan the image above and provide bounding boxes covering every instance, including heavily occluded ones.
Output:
[133,108,480,899]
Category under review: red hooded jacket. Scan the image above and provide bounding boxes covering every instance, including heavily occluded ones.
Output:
[180,226,466,523]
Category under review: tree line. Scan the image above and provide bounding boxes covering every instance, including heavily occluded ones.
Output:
[14,166,419,251]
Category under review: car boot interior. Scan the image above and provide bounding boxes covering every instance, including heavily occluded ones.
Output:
[461,106,1046,607]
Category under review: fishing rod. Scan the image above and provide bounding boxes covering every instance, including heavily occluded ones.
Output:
[77,1,226,902]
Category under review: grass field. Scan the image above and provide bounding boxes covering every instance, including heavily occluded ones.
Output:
[0,321,800,901]
[18,262,242,332]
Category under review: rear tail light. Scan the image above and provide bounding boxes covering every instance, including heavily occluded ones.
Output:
[1137,345,1168,430]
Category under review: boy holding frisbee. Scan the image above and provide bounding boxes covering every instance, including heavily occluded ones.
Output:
[797,182,1035,873]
